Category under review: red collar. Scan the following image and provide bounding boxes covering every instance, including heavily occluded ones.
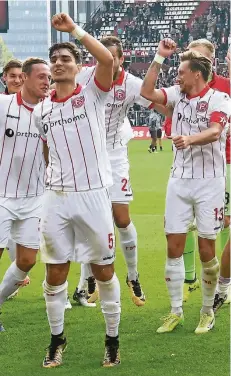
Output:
[51,85,82,102]
[113,68,125,86]
[186,85,210,100]
[16,92,34,112]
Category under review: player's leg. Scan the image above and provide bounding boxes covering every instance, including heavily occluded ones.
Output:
[194,177,224,334]
[157,129,163,151]
[73,263,97,307]
[40,191,71,368]
[213,237,230,312]
[110,146,145,306]
[75,189,121,367]
[6,239,30,300]
[148,131,157,152]
[183,225,199,302]
[0,249,4,260]
[0,206,13,332]
[214,164,231,308]
[112,203,145,306]
[157,178,193,333]
[0,216,39,306]
[220,164,230,251]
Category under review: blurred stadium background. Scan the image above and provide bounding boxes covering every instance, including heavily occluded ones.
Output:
[0,0,230,128]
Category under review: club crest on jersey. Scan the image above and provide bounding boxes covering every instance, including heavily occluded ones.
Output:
[72,96,85,108]
[115,89,126,101]
[196,101,208,113]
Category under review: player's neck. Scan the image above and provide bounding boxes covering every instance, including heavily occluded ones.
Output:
[187,82,208,98]
[21,87,40,105]
[114,67,122,82]
[54,82,77,100]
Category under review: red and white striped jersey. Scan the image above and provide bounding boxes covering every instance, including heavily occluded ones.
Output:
[0,92,45,198]
[162,85,231,179]
[33,78,112,192]
[76,66,153,150]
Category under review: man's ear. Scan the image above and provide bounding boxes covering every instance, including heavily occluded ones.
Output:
[2,73,6,83]
[22,72,27,82]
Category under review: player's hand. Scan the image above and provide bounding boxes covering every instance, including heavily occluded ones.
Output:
[225,50,230,78]
[157,38,177,58]
[52,13,76,33]
[172,135,191,149]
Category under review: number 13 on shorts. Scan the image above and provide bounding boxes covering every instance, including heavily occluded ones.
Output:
[214,206,224,230]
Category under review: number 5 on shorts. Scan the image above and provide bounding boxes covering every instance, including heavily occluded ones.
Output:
[108,233,114,249]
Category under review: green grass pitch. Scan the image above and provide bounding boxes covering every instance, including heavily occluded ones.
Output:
[0,140,229,376]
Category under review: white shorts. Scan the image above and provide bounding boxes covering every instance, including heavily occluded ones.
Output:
[165,177,226,237]
[40,189,115,265]
[0,196,42,249]
[108,146,133,203]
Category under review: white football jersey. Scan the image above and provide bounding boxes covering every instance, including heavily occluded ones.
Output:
[162,85,231,178]
[76,66,152,150]
[33,78,112,192]
[0,92,45,198]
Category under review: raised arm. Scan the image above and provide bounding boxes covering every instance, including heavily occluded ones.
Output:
[140,38,176,104]
[52,13,113,90]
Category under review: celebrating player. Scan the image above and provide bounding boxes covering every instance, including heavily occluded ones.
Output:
[33,13,121,368]
[73,36,157,308]
[0,58,50,331]
[162,39,231,303]
[141,38,231,334]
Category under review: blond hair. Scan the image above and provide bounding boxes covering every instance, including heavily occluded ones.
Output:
[180,50,212,82]
[188,39,215,58]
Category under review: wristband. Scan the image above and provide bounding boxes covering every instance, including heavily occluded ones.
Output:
[71,25,86,41]
[154,54,165,65]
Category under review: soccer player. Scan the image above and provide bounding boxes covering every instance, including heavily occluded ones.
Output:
[160,39,231,302]
[33,13,120,368]
[0,58,50,332]
[1,59,23,96]
[141,38,231,334]
[0,59,31,299]
[73,36,156,307]
[147,110,163,153]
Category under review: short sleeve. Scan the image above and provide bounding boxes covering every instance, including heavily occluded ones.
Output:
[33,102,47,142]
[133,77,153,108]
[84,74,112,102]
[210,93,231,128]
[160,85,181,107]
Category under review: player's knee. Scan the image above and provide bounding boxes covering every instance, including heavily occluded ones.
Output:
[16,253,37,271]
[166,235,185,258]
[113,205,130,228]
[93,263,114,282]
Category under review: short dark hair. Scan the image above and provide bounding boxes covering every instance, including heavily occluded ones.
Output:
[3,59,22,75]
[100,36,123,58]
[22,57,48,75]
[180,50,212,82]
[49,42,82,64]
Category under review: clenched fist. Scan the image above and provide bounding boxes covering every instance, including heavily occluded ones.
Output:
[52,13,76,33]
[157,38,177,58]
[172,135,191,150]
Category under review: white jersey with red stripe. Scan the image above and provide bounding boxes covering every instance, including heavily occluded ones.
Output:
[0,92,45,198]
[162,85,231,179]
[33,78,112,192]
[76,66,152,150]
